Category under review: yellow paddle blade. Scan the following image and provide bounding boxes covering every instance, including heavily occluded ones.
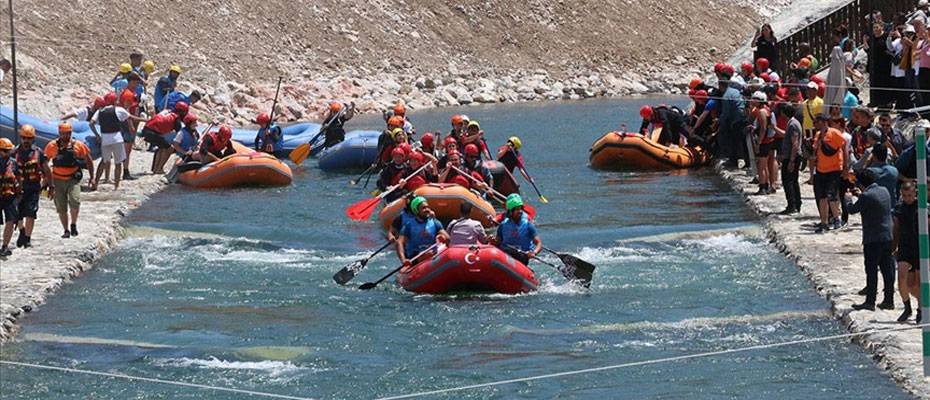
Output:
[289,143,312,165]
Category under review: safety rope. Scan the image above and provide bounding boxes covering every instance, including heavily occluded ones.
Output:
[373,323,930,400]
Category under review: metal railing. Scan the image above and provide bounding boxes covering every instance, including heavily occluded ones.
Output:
[773,0,915,74]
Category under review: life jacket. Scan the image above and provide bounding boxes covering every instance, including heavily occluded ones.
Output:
[51,140,84,180]
[81,106,95,122]
[388,163,406,186]
[752,106,775,144]
[400,216,442,258]
[257,124,283,153]
[497,213,536,252]
[166,91,189,112]
[175,128,199,155]
[98,106,123,134]
[145,111,180,134]
[203,131,229,154]
[14,146,42,186]
[0,158,18,199]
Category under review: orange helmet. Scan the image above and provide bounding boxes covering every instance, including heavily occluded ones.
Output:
[688,78,702,90]
[387,115,404,128]
[393,103,406,116]
[19,124,36,139]
[329,102,343,113]
[451,114,464,125]
[59,122,73,134]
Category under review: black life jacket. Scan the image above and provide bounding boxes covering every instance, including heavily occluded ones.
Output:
[98,106,123,134]
[52,141,80,168]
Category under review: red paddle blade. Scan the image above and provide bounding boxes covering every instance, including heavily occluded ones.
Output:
[346,197,381,220]
[523,203,537,220]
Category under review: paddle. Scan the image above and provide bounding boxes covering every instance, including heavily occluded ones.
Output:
[510,149,548,204]
[255,77,283,151]
[345,163,429,221]
[290,105,346,165]
[450,165,536,219]
[507,246,592,288]
[358,243,439,290]
[332,240,394,285]
[350,164,378,185]
[541,246,595,287]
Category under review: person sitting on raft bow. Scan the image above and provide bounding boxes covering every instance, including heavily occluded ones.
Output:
[197,125,236,163]
[638,104,688,148]
[496,136,533,182]
[463,120,492,159]
[377,146,410,203]
[321,101,356,149]
[463,143,494,188]
[492,194,541,265]
[254,112,284,158]
[439,150,490,193]
[396,196,449,266]
[447,202,489,246]
[172,113,201,160]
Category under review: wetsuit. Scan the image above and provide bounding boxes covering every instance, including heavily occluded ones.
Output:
[322,113,349,148]
[377,162,408,202]
[640,106,687,146]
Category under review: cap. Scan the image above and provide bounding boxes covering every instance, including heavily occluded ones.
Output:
[751,91,767,102]
[866,127,883,142]
[905,24,916,34]
[806,81,819,90]
[920,0,929,7]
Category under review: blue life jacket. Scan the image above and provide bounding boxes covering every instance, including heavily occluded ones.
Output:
[256,124,284,153]
[496,213,537,252]
[111,78,128,99]
[166,91,190,112]
[173,127,198,156]
[154,76,176,112]
[401,216,442,258]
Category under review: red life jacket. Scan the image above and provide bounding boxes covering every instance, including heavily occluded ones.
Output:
[0,158,19,199]
[380,144,396,163]
[204,131,229,154]
[145,111,180,134]
[15,146,42,185]
[389,164,406,186]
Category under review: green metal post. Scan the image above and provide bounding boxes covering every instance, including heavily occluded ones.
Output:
[917,120,930,377]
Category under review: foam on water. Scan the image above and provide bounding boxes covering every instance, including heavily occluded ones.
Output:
[682,233,764,258]
[153,357,305,377]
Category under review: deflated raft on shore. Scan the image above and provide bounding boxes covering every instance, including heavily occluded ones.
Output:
[589,131,709,170]
[398,245,538,294]
[177,142,293,188]
[377,183,496,231]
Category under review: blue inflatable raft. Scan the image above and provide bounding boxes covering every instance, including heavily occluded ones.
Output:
[317,130,381,171]
[1,107,101,158]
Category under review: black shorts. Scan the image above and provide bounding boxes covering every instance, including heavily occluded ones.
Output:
[141,128,171,149]
[0,200,18,225]
[813,171,841,201]
[771,138,783,155]
[756,142,772,157]
[16,189,40,219]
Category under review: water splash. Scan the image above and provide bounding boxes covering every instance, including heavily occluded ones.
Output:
[153,357,305,377]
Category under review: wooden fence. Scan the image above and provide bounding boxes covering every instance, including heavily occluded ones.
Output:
[773,0,915,74]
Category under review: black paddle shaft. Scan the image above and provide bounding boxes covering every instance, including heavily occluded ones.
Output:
[358,244,438,290]
[333,240,394,285]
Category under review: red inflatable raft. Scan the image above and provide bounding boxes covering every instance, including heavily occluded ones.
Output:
[397,245,539,294]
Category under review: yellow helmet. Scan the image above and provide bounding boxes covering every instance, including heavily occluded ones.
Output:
[169,65,182,74]
[390,127,403,139]
[508,136,522,151]
[142,60,155,74]
[118,63,132,74]
[0,138,13,151]
[19,124,36,138]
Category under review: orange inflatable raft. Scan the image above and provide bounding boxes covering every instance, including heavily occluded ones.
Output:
[377,183,496,231]
[177,142,293,188]
[589,131,709,170]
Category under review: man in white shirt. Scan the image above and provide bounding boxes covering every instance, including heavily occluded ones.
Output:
[89,104,144,189]
[446,202,489,246]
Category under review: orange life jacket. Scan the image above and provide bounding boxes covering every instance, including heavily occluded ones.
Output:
[15,146,42,186]
[0,158,19,199]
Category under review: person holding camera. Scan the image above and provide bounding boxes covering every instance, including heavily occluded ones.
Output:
[44,123,95,239]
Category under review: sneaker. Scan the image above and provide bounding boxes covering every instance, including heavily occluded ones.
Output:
[897,305,912,322]
[62,230,71,239]
[857,287,868,296]
[852,302,875,311]
[70,224,78,237]
[751,187,768,195]
[878,299,895,310]
[15,229,26,248]
[123,172,137,181]
[0,246,10,257]
[778,207,796,215]
[832,219,842,230]
[22,236,31,248]
[814,223,826,234]
[749,177,759,184]
[917,309,922,324]
[767,187,777,194]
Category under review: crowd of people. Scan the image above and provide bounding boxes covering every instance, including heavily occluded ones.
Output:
[639,7,926,323]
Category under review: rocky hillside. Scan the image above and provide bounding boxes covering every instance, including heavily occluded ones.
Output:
[1,0,789,122]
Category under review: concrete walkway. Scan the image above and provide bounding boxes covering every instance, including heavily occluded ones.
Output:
[0,151,165,341]
[715,162,930,399]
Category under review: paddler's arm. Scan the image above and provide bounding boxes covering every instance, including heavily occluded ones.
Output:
[396,235,408,264]
[528,230,541,258]
[344,102,356,121]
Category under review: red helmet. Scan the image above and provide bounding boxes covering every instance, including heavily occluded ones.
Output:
[694,90,709,103]
[713,63,725,74]
[444,136,458,148]
[721,64,735,77]
[687,89,696,98]
[464,143,479,157]
[409,150,425,163]
[93,96,107,109]
[393,103,406,116]
[689,78,702,90]
[182,113,198,126]
[756,57,770,71]
[451,175,470,187]
[175,101,189,113]
[398,143,412,154]
[218,125,232,140]
[256,112,271,125]
[810,75,824,84]
[391,146,407,159]
[329,102,343,113]
[420,132,434,147]
[387,116,404,128]
[759,72,771,82]
[104,92,117,106]
[817,82,826,98]
[639,105,654,120]
[740,62,754,74]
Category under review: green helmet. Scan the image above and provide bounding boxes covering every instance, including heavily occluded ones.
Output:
[505,193,524,211]
[410,196,427,213]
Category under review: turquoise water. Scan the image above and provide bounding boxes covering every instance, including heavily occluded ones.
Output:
[0,98,909,399]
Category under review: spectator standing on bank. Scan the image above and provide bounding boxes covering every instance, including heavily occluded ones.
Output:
[846,169,895,311]
[779,103,803,214]
[752,24,779,73]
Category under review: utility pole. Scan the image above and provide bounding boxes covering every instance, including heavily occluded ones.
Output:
[7,0,18,139]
